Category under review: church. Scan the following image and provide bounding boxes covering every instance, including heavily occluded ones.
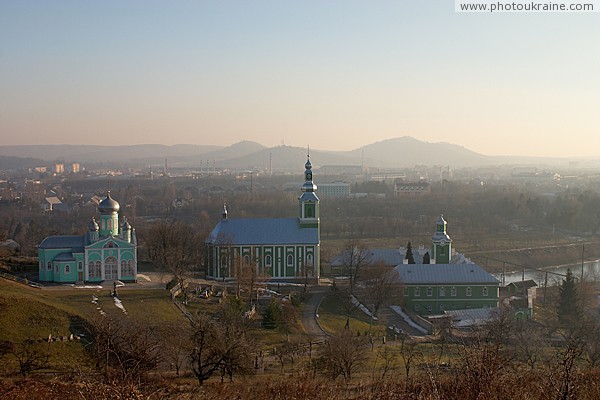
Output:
[205,156,320,282]
[38,192,137,283]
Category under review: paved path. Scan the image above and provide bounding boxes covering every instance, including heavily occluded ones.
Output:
[302,287,329,339]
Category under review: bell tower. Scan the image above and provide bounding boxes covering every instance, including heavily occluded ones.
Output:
[431,215,452,264]
[299,151,319,229]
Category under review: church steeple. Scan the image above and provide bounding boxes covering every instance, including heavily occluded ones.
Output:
[431,215,452,264]
[299,150,319,228]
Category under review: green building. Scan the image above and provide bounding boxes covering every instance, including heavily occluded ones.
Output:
[38,192,137,283]
[396,216,499,316]
[205,156,320,281]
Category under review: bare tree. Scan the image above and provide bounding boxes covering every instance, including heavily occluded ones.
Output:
[318,329,368,381]
[358,261,401,334]
[11,339,49,376]
[338,239,371,294]
[398,333,421,383]
[160,323,192,376]
[189,298,254,385]
[88,315,162,382]
[145,220,204,304]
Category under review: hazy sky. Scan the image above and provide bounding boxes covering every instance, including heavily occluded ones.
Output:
[1,1,599,157]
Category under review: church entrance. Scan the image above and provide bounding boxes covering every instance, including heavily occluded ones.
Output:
[105,257,118,280]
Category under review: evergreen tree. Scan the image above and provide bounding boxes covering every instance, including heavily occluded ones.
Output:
[557,269,582,326]
[405,242,415,264]
[422,252,430,264]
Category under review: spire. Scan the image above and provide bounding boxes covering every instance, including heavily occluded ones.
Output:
[222,203,228,221]
[303,148,316,193]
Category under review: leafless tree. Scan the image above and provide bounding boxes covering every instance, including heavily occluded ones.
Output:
[338,239,371,294]
[88,315,162,382]
[318,329,368,381]
[160,323,192,376]
[189,299,254,385]
[11,339,49,376]
[398,333,421,383]
[145,220,204,304]
[358,261,400,333]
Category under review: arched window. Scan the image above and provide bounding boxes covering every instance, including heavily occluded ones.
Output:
[47,261,52,270]
[427,287,433,297]
[306,254,314,266]
[243,255,250,265]
[65,265,70,273]
[78,261,83,271]
[265,255,272,267]
[287,254,294,266]
[451,287,457,297]
[105,256,118,280]
[482,287,488,297]
[121,260,127,276]
[221,255,228,267]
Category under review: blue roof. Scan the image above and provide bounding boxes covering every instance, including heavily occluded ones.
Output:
[39,235,85,253]
[206,218,318,246]
[395,264,499,285]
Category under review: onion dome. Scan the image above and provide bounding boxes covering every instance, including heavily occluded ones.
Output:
[98,191,120,214]
[88,217,99,231]
[122,218,131,231]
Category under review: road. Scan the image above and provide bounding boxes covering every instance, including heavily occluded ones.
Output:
[302,287,329,339]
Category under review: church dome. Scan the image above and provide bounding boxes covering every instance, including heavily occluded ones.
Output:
[122,218,131,231]
[98,191,120,214]
[88,217,99,231]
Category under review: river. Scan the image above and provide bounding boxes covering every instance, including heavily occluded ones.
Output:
[494,259,600,287]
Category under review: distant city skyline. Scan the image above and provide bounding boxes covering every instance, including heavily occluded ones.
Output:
[1,1,599,157]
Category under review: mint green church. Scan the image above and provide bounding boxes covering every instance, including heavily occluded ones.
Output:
[205,156,320,282]
[38,192,137,283]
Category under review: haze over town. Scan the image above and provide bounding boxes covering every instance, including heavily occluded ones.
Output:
[2,1,600,157]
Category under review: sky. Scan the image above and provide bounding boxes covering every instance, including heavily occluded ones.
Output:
[1,1,600,157]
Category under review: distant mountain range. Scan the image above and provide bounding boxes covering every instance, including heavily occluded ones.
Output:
[0,137,593,171]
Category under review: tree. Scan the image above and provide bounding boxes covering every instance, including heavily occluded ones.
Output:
[318,329,368,381]
[189,298,254,385]
[338,239,371,294]
[10,339,49,376]
[89,315,162,382]
[145,220,204,304]
[422,251,430,264]
[557,269,582,326]
[359,261,400,334]
[405,241,415,264]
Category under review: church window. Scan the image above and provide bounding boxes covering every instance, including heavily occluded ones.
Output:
[451,287,457,297]
[414,287,420,297]
[305,205,314,218]
[90,261,102,278]
[108,220,112,230]
[221,255,228,267]
[265,255,272,267]
[287,254,294,267]
[47,261,52,270]
[55,265,59,273]
[243,255,250,265]
[78,261,83,271]
[439,287,446,297]
[427,287,433,297]
[414,304,420,311]
[483,287,488,297]
[440,304,445,311]
[306,254,314,266]
[427,305,432,312]
[466,287,472,297]
[65,265,70,273]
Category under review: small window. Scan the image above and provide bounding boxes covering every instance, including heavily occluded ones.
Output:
[265,255,272,267]
[65,265,70,273]
[287,254,294,266]
[483,287,489,297]
[439,287,446,297]
[47,261,52,270]
[439,304,445,311]
[221,255,228,266]
[78,261,83,271]
[451,287,457,297]
[427,305,432,312]
[243,255,250,265]
[427,287,433,297]
[55,265,59,273]
[414,287,420,297]
[306,254,314,266]
[414,304,420,311]
[466,287,472,297]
